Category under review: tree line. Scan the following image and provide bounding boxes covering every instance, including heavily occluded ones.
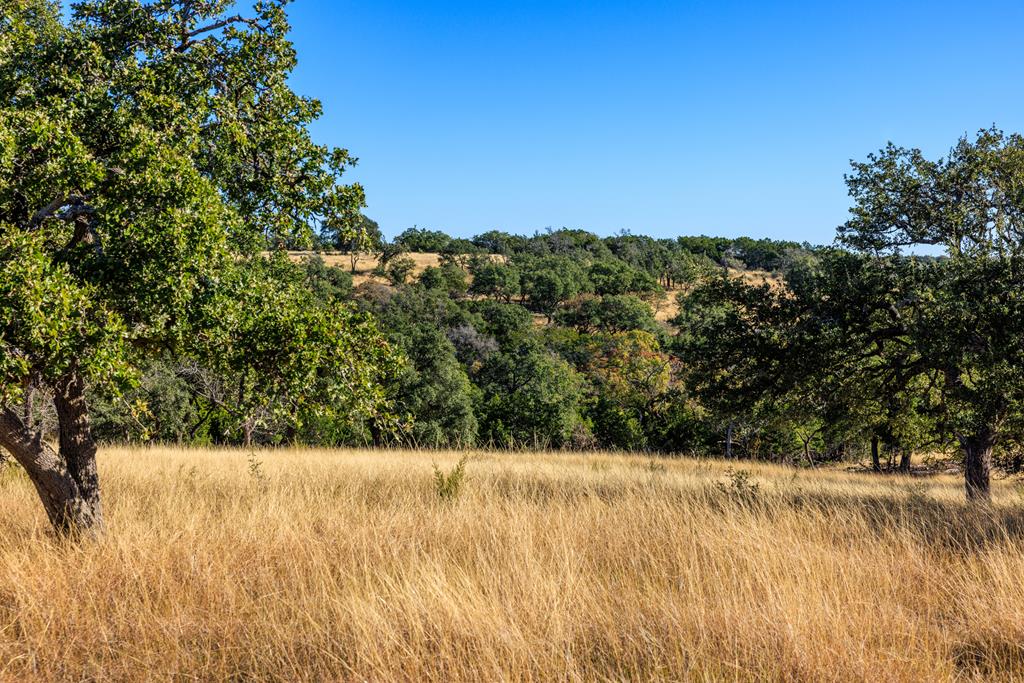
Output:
[86,228,823,453]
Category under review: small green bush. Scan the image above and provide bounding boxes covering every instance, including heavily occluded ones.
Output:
[432,456,469,502]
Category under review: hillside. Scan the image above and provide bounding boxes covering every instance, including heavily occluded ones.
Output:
[287,250,781,325]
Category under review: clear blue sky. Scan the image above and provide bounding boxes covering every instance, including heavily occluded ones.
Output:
[284,0,1024,244]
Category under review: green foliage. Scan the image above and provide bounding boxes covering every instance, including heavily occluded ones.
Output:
[367,286,480,447]
[327,214,382,254]
[517,255,588,319]
[190,254,403,444]
[89,358,198,443]
[470,301,534,348]
[394,227,452,252]
[302,255,354,302]
[476,342,585,448]
[469,261,521,302]
[394,327,479,448]
[419,263,468,297]
[587,259,658,295]
[556,295,660,335]
[374,240,408,271]
[472,230,525,255]
[385,256,416,286]
[432,456,468,502]
[0,1,401,446]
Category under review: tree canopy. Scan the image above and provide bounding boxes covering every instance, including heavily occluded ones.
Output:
[0,0,400,533]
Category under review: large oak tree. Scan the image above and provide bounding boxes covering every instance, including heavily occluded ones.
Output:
[0,0,399,534]
[682,129,1024,502]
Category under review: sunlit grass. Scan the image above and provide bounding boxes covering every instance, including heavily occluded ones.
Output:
[1,446,1023,681]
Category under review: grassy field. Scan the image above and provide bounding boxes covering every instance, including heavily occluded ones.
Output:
[2,448,1024,681]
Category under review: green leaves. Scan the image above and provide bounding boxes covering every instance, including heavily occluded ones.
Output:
[841,128,1024,257]
[0,1,400,437]
[0,228,132,396]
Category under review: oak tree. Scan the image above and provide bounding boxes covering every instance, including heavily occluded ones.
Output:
[0,0,399,534]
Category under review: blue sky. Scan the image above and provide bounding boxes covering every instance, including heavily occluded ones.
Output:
[285,0,1024,243]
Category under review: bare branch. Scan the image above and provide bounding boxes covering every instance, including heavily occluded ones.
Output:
[175,15,270,52]
[28,194,77,230]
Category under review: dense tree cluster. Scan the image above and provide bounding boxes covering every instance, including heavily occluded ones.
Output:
[78,218,841,463]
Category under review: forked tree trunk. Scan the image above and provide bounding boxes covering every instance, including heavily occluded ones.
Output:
[961,430,996,504]
[0,372,103,535]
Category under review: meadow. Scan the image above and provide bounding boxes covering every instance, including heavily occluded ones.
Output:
[1,448,1024,681]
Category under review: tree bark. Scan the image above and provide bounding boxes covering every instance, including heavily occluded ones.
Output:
[242,418,255,447]
[961,430,995,504]
[51,372,103,532]
[870,434,881,472]
[802,438,816,468]
[898,449,912,474]
[0,368,103,535]
[0,403,102,535]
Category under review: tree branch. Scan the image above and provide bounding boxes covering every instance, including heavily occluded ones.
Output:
[175,15,270,52]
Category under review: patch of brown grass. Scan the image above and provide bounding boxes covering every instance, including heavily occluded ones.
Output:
[653,268,782,325]
[2,448,1020,680]
[289,251,442,287]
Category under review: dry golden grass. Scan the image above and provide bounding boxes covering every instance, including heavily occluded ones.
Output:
[289,251,442,287]
[5,448,1024,681]
[652,269,781,325]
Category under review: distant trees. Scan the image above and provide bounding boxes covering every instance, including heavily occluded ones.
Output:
[328,215,383,273]
[363,287,478,447]
[472,230,525,255]
[419,263,468,297]
[469,262,521,302]
[557,295,660,335]
[395,227,452,253]
[384,256,416,286]
[517,256,588,321]
[476,343,585,448]
[587,260,658,296]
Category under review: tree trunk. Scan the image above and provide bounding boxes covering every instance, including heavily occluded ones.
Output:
[0,369,103,535]
[870,434,881,472]
[898,449,912,474]
[725,421,734,459]
[803,439,816,468]
[962,430,995,504]
[242,419,255,447]
[0,400,102,535]
[51,372,103,532]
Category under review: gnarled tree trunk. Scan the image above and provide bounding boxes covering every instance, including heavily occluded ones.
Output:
[0,371,103,535]
[961,430,995,504]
